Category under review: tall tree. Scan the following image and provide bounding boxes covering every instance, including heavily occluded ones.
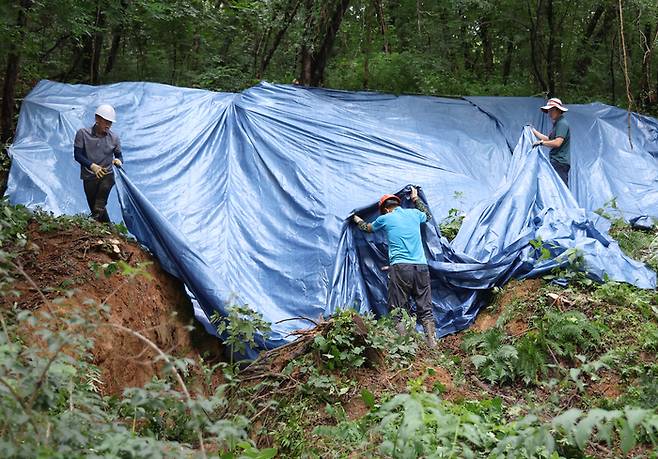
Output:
[256,0,303,78]
[299,0,351,86]
[1,0,33,143]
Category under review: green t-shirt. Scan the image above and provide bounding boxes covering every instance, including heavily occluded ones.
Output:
[549,116,570,165]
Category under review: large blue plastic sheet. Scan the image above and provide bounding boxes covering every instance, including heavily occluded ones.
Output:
[6,80,657,349]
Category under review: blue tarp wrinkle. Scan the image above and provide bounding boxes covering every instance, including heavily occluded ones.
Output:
[6,80,658,349]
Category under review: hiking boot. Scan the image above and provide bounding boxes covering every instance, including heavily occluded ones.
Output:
[422,319,437,349]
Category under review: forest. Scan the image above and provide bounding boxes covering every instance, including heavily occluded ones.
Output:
[2,0,658,146]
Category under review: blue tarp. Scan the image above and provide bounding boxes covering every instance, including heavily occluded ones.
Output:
[6,80,658,350]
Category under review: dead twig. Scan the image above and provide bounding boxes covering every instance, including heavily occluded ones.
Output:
[239,372,288,383]
[275,316,320,326]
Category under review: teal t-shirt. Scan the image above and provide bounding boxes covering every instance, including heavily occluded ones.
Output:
[371,207,428,265]
[549,116,570,165]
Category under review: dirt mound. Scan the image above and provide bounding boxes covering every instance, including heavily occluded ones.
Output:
[472,278,542,334]
[3,220,222,395]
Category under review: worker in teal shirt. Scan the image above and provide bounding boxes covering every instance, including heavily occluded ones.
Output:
[531,97,571,186]
[353,186,437,348]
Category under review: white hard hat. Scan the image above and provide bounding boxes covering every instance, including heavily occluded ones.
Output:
[95,104,116,123]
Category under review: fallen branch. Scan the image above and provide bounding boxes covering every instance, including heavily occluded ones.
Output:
[275,316,319,326]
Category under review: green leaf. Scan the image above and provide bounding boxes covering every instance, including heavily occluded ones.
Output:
[552,408,582,432]
[361,388,375,409]
[618,419,636,454]
[470,355,487,369]
[624,407,649,430]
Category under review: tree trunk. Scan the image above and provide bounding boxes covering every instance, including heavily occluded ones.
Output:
[312,0,350,86]
[1,0,33,144]
[502,39,514,84]
[104,32,122,76]
[639,21,658,107]
[104,0,130,76]
[299,0,315,85]
[572,4,605,78]
[459,7,471,71]
[528,0,548,93]
[299,0,351,86]
[373,0,390,53]
[610,32,616,104]
[573,3,615,81]
[79,4,105,83]
[363,1,372,89]
[545,0,556,96]
[258,0,303,78]
[479,15,493,79]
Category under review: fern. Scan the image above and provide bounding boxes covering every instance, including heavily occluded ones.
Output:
[462,328,518,384]
[515,332,549,385]
[315,388,658,458]
[541,311,601,360]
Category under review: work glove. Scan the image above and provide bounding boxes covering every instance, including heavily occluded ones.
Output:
[90,163,107,179]
[113,158,122,167]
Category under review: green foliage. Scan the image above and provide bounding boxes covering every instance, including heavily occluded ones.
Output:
[363,308,419,369]
[515,332,550,385]
[313,310,368,371]
[622,365,658,409]
[0,302,278,457]
[529,237,552,261]
[595,280,657,317]
[272,399,312,457]
[463,328,519,385]
[462,309,602,385]
[315,386,658,458]
[594,197,623,222]
[438,208,465,241]
[312,309,419,372]
[299,365,353,400]
[0,306,188,457]
[211,303,272,365]
[0,198,31,246]
[544,248,595,287]
[541,310,601,360]
[600,203,658,272]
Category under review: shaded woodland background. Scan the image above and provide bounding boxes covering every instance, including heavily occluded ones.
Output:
[1,0,658,146]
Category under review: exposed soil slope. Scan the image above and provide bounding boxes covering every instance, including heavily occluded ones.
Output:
[3,220,221,395]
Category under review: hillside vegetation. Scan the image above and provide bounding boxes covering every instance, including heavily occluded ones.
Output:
[1,199,658,458]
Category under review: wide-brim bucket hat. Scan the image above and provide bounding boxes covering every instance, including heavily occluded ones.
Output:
[540,97,568,112]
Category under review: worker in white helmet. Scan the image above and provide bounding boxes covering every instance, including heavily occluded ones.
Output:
[73,104,123,222]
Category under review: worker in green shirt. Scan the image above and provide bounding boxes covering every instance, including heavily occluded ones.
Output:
[531,97,571,187]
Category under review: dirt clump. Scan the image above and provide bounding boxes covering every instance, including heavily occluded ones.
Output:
[3,220,222,395]
[496,278,543,309]
[471,279,541,334]
[588,372,622,399]
[472,312,497,332]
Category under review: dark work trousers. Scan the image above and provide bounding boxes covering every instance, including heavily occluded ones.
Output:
[387,263,433,322]
[83,173,115,223]
[550,159,570,188]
